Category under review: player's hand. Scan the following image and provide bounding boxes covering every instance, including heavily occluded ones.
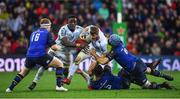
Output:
[90,48,96,56]
[76,43,88,49]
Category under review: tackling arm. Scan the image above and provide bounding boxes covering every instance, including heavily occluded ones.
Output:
[61,37,76,47]
[90,49,110,64]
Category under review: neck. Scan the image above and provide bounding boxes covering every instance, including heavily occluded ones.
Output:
[67,25,75,32]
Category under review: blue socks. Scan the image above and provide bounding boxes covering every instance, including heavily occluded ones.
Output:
[56,67,64,87]
[9,74,24,90]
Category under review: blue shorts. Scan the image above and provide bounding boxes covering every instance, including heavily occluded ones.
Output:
[25,54,54,69]
[131,59,148,86]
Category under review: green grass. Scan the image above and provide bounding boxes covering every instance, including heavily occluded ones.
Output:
[0,71,180,98]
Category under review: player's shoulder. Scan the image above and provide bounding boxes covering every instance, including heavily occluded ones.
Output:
[76,25,83,30]
[38,28,49,34]
[60,24,68,30]
[58,25,68,35]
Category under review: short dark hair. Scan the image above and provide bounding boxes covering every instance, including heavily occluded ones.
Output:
[68,15,76,19]
[93,65,103,77]
[90,26,99,35]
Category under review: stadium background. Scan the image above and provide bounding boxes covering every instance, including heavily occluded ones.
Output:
[0,0,180,98]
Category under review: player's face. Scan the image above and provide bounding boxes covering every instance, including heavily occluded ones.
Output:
[68,18,77,30]
[46,25,51,31]
[91,33,99,41]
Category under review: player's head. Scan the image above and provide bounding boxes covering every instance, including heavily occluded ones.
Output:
[67,15,77,31]
[90,26,99,41]
[108,34,123,47]
[93,65,103,77]
[40,18,51,31]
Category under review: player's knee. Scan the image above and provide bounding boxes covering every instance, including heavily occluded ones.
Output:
[57,60,64,68]
[19,67,29,77]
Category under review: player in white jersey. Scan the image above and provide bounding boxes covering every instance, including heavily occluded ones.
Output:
[63,25,108,85]
[28,15,88,91]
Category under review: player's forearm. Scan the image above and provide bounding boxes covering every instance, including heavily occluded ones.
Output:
[91,53,109,64]
[61,37,76,47]
[97,57,109,64]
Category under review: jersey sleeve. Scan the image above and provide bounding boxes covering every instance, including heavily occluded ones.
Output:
[99,30,108,53]
[58,26,67,39]
[47,32,56,47]
[106,51,114,61]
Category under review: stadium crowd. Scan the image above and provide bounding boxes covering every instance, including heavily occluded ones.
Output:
[0,0,179,56]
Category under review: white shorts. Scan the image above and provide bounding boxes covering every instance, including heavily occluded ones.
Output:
[48,48,77,67]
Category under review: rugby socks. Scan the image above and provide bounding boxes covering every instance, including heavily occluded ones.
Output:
[68,64,78,80]
[56,67,64,87]
[150,70,173,81]
[33,67,46,83]
[150,70,162,77]
[150,70,169,78]
[63,68,69,78]
[9,74,24,90]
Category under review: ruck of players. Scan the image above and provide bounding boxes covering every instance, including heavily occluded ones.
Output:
[6,15,175,93]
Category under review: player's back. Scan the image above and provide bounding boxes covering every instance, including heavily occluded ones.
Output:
[113,44,138,72]
[90,71,123,90]
[27,28,49,57]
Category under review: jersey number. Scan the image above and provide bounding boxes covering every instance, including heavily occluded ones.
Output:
[121,48,128,54]
[32,33,40,42]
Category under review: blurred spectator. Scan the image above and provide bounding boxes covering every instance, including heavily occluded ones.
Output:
[161,40,174,55]
[151,43,161,55]
[35,2,49,17]
[174,42,180,56]
[7,13,25,38]
[98,3,109,20]
[1,37,11,55]
[0,0,178,56]
[0,2,9,32]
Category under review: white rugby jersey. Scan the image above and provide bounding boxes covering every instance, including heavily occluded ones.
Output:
[82,25,108,54]
[55,24,83,51]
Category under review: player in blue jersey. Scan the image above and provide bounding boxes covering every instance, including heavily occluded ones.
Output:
[89,65,173,90]
[28,15,88,91]
[6,18,66,92]
[90,34,173,89]
[89,65,130,90]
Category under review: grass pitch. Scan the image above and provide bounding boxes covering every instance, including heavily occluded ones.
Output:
[0,70,180,98]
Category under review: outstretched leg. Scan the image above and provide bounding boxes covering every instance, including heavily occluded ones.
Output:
[28,66,46,90]
[6,67,30,92]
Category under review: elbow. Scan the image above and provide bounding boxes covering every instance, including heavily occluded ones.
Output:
[51,44,60,51]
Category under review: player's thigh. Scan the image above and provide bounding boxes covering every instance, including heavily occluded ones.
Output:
[48,56,64,68]
[24,57,36,69]
[132,60,148,86]
[19,65,31,77]
[36,54,60,68]
[88,59,97,75]
[56,52,71,68]
[75,51,90,64]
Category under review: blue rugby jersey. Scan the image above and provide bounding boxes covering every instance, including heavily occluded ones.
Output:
[26,28,55,57]
[90,70,123,90]
[107,43,138,72]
